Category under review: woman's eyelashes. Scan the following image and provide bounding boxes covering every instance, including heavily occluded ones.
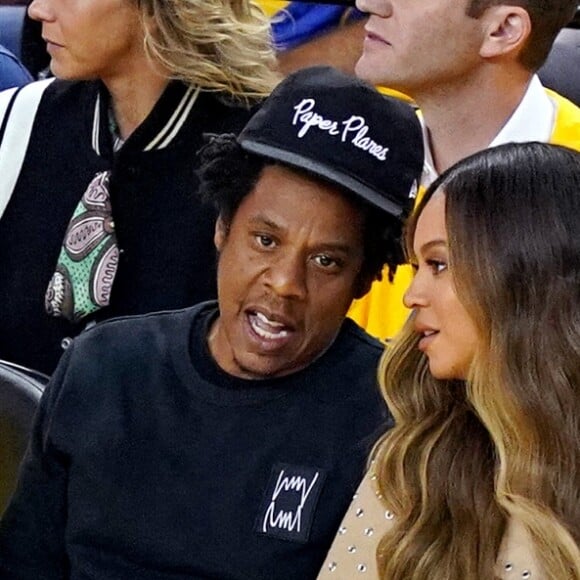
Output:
[426,258,448,275]
[409,256,448,275]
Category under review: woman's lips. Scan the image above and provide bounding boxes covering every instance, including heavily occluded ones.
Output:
[418,330,439,352]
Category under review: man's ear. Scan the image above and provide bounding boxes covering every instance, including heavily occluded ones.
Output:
[479,5,531,60]
[214,217,228,252]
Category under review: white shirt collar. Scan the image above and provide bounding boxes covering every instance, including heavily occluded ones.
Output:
[420,115,437,187]
[489,75,554,146]
[420,74,555,186]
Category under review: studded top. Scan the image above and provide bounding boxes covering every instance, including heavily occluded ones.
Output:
[317,469,544,579]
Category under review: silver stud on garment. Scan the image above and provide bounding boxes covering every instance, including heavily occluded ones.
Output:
[353,493,359,500]
[385,510,394,520]
[522,572,532,579]
[357,564,368,573]
[504,563,513,572]
[364,527,374,536]
[338,526,347,535]
[347,545,357,554]
[356,508,364,518]
[327,561,337,572]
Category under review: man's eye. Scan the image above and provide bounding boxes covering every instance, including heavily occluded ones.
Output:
[313,254,338,268]
[256,234,275,248]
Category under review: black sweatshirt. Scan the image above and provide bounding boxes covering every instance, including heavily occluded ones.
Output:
[0,302,389,579]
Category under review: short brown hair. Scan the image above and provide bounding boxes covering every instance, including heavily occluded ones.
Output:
[466,0,577,70]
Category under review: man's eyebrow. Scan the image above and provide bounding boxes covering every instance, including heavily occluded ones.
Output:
[314,242,358,256]
[248,215,283,231]
[248,215,358,255]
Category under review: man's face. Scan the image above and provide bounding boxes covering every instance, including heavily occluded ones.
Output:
[209,164,367,380]
[355,0,485,95]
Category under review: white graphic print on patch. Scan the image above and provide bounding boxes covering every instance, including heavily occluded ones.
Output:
[262,470,320,534]
[256,463,326,543]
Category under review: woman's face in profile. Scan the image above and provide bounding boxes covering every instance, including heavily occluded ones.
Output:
[27,0,146,82]
[403,190,479,380]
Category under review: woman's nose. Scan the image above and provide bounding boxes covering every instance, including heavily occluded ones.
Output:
[403,272,428,310]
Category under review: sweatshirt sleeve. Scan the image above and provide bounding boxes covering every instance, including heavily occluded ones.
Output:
[0,346,75,579]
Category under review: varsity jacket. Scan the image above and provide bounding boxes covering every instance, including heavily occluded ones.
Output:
[0,79,254,374]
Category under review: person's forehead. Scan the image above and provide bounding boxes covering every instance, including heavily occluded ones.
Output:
[239,164,365,235]
[414,192,447,247]
[253,164,358,208]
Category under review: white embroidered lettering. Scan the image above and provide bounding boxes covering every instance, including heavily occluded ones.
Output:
[341,115,366,142]
[293,98,340,138]
[291,100,390,161]
[344,116,389,160]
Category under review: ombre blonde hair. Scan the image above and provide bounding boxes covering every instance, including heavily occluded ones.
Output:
[136,0,279,102]
[374,142,580,579]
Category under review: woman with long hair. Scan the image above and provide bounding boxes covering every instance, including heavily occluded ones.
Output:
[319,142,580,579]
[0,0,278,375]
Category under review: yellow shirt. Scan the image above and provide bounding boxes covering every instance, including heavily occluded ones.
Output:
[348,89,580,341]
[256,0,288,17]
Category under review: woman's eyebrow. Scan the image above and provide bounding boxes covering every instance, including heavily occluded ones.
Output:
[418,239,447,254]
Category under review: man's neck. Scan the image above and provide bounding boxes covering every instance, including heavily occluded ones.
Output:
[415,67,533,174]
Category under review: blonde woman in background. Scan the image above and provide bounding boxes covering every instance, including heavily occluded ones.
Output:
[0,0,278,375]
[320,142,580,579]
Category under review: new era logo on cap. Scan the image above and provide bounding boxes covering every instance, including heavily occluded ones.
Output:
[238,66,424,219]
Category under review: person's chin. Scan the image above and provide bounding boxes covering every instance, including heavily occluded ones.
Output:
[49,64,75,81]
[50,63,95,82]
[427,360,454,381]
[354,56,374,83]
[428,358,470,381]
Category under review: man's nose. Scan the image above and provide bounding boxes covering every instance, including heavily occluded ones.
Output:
[356,0,393,18]
[265,253,308,301]
[28,0,54,23]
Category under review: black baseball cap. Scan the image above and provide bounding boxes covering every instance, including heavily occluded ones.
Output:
[237,66,423,218]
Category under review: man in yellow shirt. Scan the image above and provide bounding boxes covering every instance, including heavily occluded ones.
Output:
[349,0,580,340]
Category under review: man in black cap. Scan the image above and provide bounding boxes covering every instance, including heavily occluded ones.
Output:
[0,66,423,580]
